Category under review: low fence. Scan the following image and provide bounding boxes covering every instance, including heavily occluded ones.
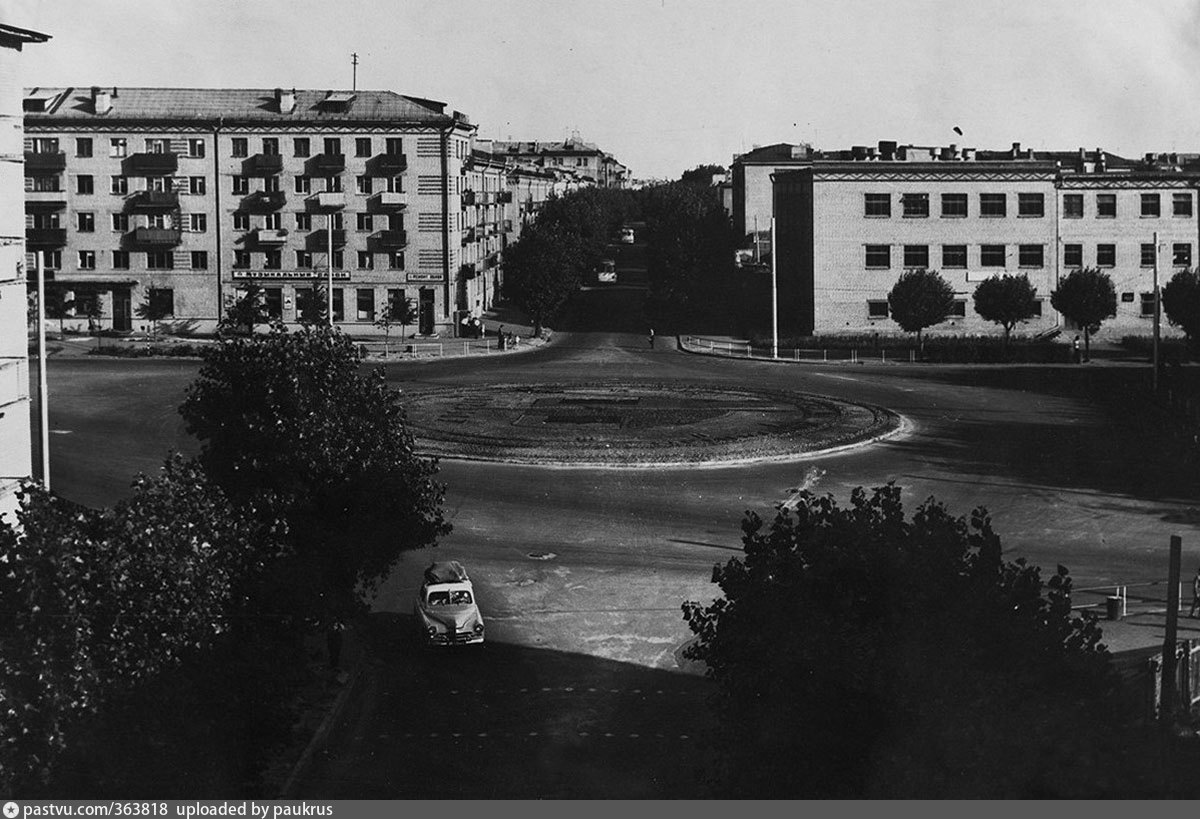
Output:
[680,335,917,364]
[357,338,527,359]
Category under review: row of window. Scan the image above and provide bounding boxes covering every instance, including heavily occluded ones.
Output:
[38,249,406,271]
[865,242,1193,269]
[864,191,1195,219]
[865,293,1159,319]
[39,173,409,196]
[33,136,406,160]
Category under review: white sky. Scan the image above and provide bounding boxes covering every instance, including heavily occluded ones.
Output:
[11,0,1200,179]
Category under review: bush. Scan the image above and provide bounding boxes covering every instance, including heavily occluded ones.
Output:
[88,343,209,358]
[748,333,1068,364]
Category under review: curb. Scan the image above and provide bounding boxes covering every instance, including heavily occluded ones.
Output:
[278,655,368,798]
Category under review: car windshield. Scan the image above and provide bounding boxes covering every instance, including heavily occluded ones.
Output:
[427,589,472,606]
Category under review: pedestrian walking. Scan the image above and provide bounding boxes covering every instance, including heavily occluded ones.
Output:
[1072,335,1081,364]
[1189,566,1200,618]
[648,328,655,349]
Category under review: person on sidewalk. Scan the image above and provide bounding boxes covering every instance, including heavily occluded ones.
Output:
[1189,566,1200,618]
[648,328,655,349]
[1072,335,1081,364]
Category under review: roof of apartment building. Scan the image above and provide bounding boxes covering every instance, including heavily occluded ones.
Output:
[493,137,606,157]
[734,142,815,164]
[0,23,51,46]
[22,87,465,126]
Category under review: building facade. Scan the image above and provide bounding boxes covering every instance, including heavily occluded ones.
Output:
[773,141,1198,338]
[1,23,49,521]
[491,136,629,189]
[730,142,813,254]
[23,87,483,337]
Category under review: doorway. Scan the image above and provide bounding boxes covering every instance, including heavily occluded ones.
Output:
[112,288,132,332]
[418,287,435,335]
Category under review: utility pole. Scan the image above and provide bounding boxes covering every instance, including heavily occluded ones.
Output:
[327,212,334,324]
[1153,230,1161,393]
[1162,534,1182,720]
[36,252,49,491]
[351,53,359,91]
[770,216,778,360]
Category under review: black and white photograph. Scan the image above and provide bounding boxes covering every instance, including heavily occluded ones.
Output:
[3,0,1200,802]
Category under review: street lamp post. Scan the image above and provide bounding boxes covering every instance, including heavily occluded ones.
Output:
[770,216,778,360]
[326,212,334,325]
[1153,230,1161,392]
[36,251,49,490]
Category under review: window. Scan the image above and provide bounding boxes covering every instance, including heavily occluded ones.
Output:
[77,212,94,232]
[264,212,282,230]
[295,213,312,231]
[296,287,319,322]
[147,213,168,229]
[388,251,404,269]
[1174,193,1193,217]
[31,137,57,154]
[357,251,374,269]
[356,213,373,231]
[387,288,407,316]
[296,250,314,267]
[295,175,311,194]
[1018,193,1044,217]
[110,175,128,195]
[867,300,889,319]
[234,250,251,269]
[355,137,372,157]
[357,288,375,320]
[111,213,129,232]
[231,138,248,158]
[940,193,967,218]
[147,175,171,192]
[75,138,92,158]
[264,250,282,269]
[294,138,310,158]
[233,213,250,231]
[261,137,279,156]
[901,193,929,218]
[188,138,205,158]
[147,288,174,317]
[264,175,280,193]
[1097,244,1116,267]
[1064,194,1084,218]
[1097,194,1116,218]
[324,138,342,155]
[39,250,61,270]
[187,213,207,232]
[325,176,342,193]
[356,175,372,195]
[232,175,249,196]
[1140,292,1157,317]
[189,177,206,195]
[112,250,130,269]
[1122,292,1136,303]
[980,193,1006,217]
[331,213,344,230]
[1141,193,1160,217]
[78,250,95,270]
[865,245,890,269]
[332,250,344,269]
[1064,243,1083,268]
[191,251,208,269]
[941,245,967,268]
[145,138,169,154]
[30,176,60,192]
[981,244,1006,267]
[76,174,94,195]
[1031,300,1043,317]
[110,138,127,158]
[1018,244,1044,268]
[864,193,890,217]
[385,137,403,155]
[332,287,344,322]
[1174,243,1192,267]
[386,176,404,193]
[264,288,283,319]
[1141,243,1156,267]
[146,252,173,270]
[949,300,967,317]
[903,245,929,269]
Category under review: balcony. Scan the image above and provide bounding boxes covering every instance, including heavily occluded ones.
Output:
[241,190,287,211]
[24,152,66,174]
[307,191,346,211]
[26,227,66,247]
[370,191,407,210]
[246,154,284,176]
[371,230,408,249]
[124,152,179,175]
[369,153,408,175]
[503,219,514,232]
[129,227,182,247]
[25,191,67,211]
[256,228,289,244]
[461,227,475,245]
[129,190,179,210]
[461,190,476,207]
[307,153,346,175]
[306,228,346,250]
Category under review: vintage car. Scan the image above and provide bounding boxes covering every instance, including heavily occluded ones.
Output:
[619,227,635,244]
[415,561,485,647]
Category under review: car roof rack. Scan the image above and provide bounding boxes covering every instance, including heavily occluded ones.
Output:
[424,560,469,585]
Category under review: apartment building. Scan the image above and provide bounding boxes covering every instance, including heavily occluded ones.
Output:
[730,142,814,254]
[458,147,509,321]
[23,86,478,336]
[773,141,1199,338]
[1,23,49,522]
[492,136,629,189]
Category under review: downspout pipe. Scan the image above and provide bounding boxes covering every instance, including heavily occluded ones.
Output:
[440,122,451,323]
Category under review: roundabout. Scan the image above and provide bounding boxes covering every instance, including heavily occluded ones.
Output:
[401,381,903,466]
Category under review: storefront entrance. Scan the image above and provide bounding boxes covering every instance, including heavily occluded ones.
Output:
[418,287,435,335]
[112,288,132,332]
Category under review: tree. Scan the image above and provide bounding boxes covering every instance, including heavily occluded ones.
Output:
[972,274,1040,350]
[503,222,588,336]
[179,324,450,629]
[1050,267,1117,361]
[0,456,272,793]
[887,268,955,351]
[134,287,172,341]
[42,287,74,336]
[682,485,1128,798]
[679,164,726,185]
[219,283,271,337]
[373,295,418,357]
[1162,268,1200,357]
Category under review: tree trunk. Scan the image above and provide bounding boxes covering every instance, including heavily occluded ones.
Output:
[1083,326,1091,362]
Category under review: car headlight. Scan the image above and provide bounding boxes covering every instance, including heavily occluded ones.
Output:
[427,626,437,637]
[473,623,484,634]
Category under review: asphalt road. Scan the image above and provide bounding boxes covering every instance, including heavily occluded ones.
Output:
[33,254,1200,796]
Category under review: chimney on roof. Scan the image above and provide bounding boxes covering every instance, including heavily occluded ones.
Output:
[866,147,878,160]
[1096,147,1106,172]
[1011,142,1021,159]
[962,147,975,161]
[878,140,897,161]
[92,86,112,115]
[277,88,296,114]
[851,145,867,161]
